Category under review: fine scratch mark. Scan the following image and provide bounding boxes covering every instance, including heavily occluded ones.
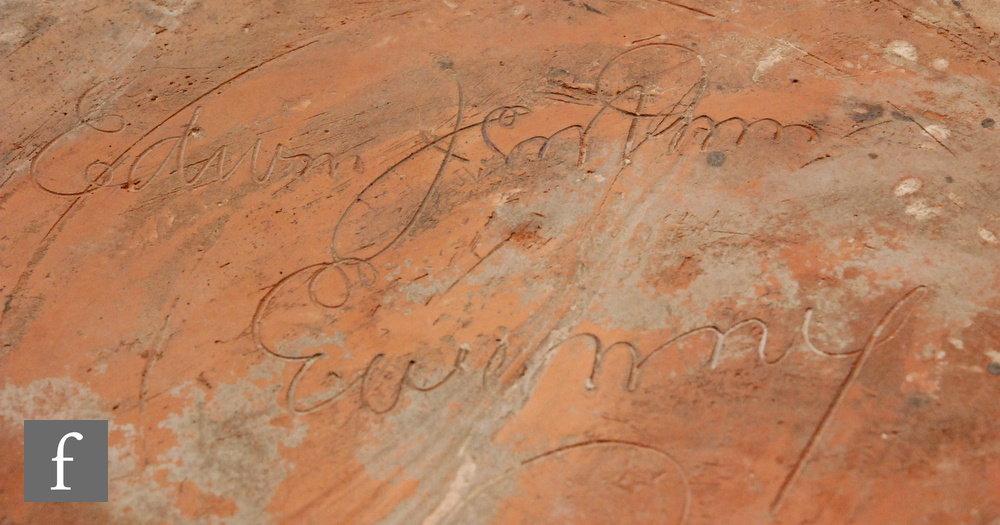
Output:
[770,285,928,514]
[0,196,84,348]
[798,154,832,169]
[707,229,800,245]
[41,195,81,241]
[115,38,319,166]
[769,37,852,77]
[656,0,718,18]
[653,5,850,77]
[4,41,320,352]
[630,34,663,46]
[842,119,894,138]
[127,178,218,212]
[883,0,1000,67]
[437,233,514,301]
[137,297,181,472]
[887,102,957,157]
[440,440,691,525]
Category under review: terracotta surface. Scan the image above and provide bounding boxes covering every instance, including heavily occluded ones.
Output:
[2,1,1000,523]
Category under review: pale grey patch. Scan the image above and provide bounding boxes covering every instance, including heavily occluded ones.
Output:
[247,359,287,381]
[275,331,346,356]
[355,370,526,525]
[398,274,453,304]
[156,370,308,524]
[0,377,108,427]
[109,471,186,525]
[0,377,184,524]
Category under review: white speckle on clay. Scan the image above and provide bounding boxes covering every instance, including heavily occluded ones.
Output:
[924,124,951,141]
[894,177,922,197]
[979,227,999,244]
[932,58,949,71]
[0,25,28,45]
[904,200,940,220]
[886,40,919,62]
[753,47,787,82]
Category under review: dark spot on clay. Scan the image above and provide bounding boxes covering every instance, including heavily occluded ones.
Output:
[868,153,879,159]
[981,118,995,128]
[891,110,913,122]
[851,103,884,122]
[945,176,954,183]
[906,393,933,409]
[706,151,726,167]
[437,57,454,70]
[988,362,1000,375]
[790,78,799,83]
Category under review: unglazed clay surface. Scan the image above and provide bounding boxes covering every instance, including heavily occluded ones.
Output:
[2,1,1000,523]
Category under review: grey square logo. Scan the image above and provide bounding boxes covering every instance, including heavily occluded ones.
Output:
[23,420,109,502]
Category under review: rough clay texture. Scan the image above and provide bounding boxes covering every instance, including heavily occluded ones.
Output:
[2,0,1000,523]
